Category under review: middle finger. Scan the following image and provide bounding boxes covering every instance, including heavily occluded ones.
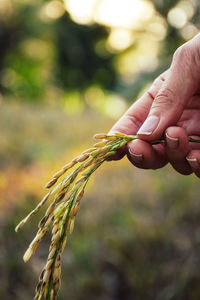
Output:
[165,126,192,175]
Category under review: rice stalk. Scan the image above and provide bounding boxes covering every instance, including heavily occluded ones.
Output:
[15,132,200,299]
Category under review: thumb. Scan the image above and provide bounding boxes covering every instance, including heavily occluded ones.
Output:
[137,39,200,141]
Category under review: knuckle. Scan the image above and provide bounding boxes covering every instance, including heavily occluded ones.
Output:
[148,74,167,100]
[152,87,176,109]
[147,88,156,100]
[173,44,190,61]
[173,42,200,75]
[191,46,200,75]
[153,73,165,85]
[153,76,161,86]
[125,114,143,129]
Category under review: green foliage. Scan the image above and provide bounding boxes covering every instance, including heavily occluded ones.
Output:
[55,16,116,91]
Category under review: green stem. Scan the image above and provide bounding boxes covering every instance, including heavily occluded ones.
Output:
[188,137,200,143]
[124,135,200,144]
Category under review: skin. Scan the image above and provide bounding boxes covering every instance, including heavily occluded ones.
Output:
[109,33,200,178]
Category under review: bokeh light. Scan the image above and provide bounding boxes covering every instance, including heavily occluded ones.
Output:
[106,28,134,52]
[64,0,97,25]
[94,0,154,29]
[168,7,187,29]
[181,23,199,40]
[64,0,154,29]
[40,1,65,21]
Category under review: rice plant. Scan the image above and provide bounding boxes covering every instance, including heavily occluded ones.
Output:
[15,132,200,300]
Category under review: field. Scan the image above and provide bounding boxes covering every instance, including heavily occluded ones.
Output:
[1,101,200,300]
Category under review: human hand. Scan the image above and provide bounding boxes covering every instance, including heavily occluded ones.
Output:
[109,34,200,177]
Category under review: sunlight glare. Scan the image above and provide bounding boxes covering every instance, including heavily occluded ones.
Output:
[85,86,105,109]
[95,0,154,29]
[64,0,154,28]
[107,28,134,52]
[104,94,127,119]
[21,38,53,60]
[64,0,97,25]
[44,1,65,19]
[181,23,199,40]
[39,1,65,22]
[168,7,187,29]
[178,1,195,20]
[148,17,167,41]
[0,0,13,19]
[63,91,84,115]
[116,38,159,80]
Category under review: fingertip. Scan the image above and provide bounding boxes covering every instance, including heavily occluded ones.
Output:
[165,126,192,175]
[127,139,166,169]
[136,115,161,141]
[106,146,126,161]
[166,126,187,140]
[128,149,143,165]
[127,139,145,168]
[165,132,179,150]
[165,126,189,153]
[186,150,200,178]
[128,139,143,156]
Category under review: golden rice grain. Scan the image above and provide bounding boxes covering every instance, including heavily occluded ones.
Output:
[17,132,180,299]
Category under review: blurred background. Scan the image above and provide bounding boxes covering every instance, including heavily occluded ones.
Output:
[0,0,200,299]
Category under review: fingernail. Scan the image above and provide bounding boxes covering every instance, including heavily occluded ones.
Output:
[186,157,199,169]
[129,149,143,163]
[166,132,179,149]
[137,115,159,135]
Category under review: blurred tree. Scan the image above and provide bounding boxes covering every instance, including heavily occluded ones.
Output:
[55,14,117,91]
[0,0,199,105]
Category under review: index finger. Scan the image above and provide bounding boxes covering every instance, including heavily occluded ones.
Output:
[109,70,168,135]
[109,91,153,136]
[108,72,167,161]
[107,92,153,161]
